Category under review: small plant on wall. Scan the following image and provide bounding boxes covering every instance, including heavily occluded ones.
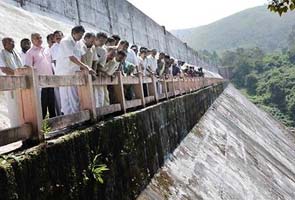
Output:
[83,153,109,185]
[90,154,109,184]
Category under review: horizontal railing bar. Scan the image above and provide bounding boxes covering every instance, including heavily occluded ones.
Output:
[45,110,90,132]
[122,76,139,84]
[126,99,142,109]
[96,104,121,116]
[144,96,155,104]
[39,75,86,88]
[0,123,32,146]
[0,75,29,91]
[142,77,152,83]
[92,76,119,86]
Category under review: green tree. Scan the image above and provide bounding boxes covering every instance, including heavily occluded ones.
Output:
[268,0,295,16]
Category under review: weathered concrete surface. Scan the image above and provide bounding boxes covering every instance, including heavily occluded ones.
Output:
[2,0,218,72]
[0,83,225,200]
[138,84,295,200]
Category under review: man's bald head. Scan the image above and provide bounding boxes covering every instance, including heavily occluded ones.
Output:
[2,37,15,52]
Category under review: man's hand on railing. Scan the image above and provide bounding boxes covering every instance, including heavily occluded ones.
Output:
[0,67,15,75]
[81,64,96,75]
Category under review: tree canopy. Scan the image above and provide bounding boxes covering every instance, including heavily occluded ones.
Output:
[268,0,295,15]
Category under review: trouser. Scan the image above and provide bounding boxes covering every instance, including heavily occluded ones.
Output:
[143,84,148,97]
[59,86,80,115]
[41,88,56,119]
[94,86,110,107]
[54,88,62,116]
[107,85,115,104]
[124,85,135,100]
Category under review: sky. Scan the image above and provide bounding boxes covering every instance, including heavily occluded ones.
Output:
[127,0,267,30]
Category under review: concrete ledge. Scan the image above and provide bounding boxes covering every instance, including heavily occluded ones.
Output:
[0,83,225,200]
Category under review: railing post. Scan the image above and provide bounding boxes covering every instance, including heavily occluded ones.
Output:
[15,67,43,143]
[163,78,168,99]
[113,71,126,113]
[134,72,145,107]
[177,77,182,95]
[149,75,159,103]
[77,71,97,121]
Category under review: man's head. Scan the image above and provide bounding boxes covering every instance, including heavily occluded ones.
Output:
[159,52,165,60]
[31,33,43,47]
[164,54,170,63]
[71,25,85,41]
[130,44,138,55]
[146,49,152,57]
[170,58,175,65]
[47,33,54,47]
[116,50,127,63]
[105,37,116,46]
[139,48,147,59]
[95,32,108,47]
[111,34,121,45]
[20,38,31,53]
[117,40,129,52]
[151,49,157,57]
[84,32,96,48]
[2,37,15,52]
[106,47,117,61]
[53,30,63,44]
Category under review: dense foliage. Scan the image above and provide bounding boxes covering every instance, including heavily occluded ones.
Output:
[268,0,295,15]
[220,47,295,127]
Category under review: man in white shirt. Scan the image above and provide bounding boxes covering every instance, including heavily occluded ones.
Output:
[138,48,149,96]
[19,38,31,64]
[94,32,108,107]
[51,30,64,67]
[0,37,23,128]
[126,44,139,67]
[138,48,148,75]
[146,49,158,75]
[81,32,98,69]
[55,25,95,115]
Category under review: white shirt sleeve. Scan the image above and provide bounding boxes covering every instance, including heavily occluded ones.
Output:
[0,52,5,67]
[92,48,98,62]
[60,39,75,59]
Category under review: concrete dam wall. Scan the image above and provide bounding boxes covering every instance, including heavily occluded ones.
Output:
[2,0,217,72]
[138,84,295,200]
[0,83,225,200]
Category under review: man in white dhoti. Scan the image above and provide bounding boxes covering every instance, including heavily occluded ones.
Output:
[0,37,23,128]
[55,25,95,115]
[50,30,64,116]
[97,48,125,106]
[94,32,108,107]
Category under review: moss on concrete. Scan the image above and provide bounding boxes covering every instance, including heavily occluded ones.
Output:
[0,83,225,200]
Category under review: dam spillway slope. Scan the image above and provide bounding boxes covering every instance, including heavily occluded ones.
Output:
[138,84,295,200]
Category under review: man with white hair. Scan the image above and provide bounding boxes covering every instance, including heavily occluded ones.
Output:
[0,37,23,127]
[25,33,56,119]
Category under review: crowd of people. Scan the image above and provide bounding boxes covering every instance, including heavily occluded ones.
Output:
[0,25,204,123]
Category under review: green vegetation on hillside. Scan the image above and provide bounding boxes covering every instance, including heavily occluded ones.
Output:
[220,47,295,127]
[172,6,295,53]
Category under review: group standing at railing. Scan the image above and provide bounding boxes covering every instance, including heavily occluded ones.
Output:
[0,25,205,125]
